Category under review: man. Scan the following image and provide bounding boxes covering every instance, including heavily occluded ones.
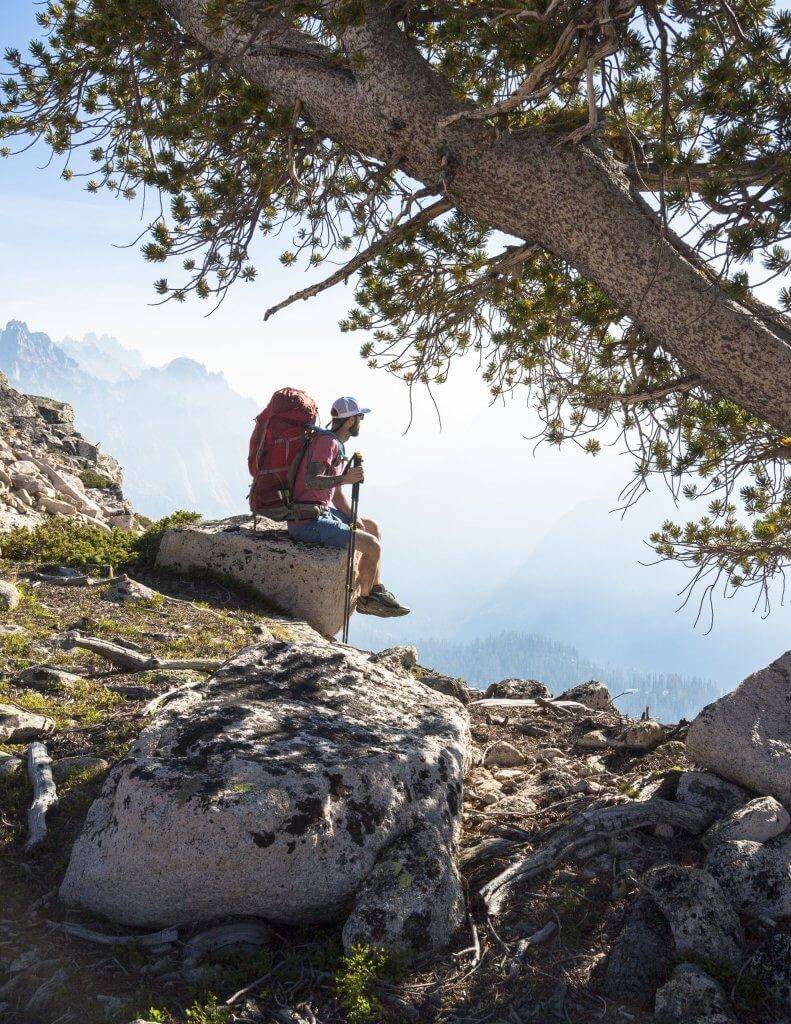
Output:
[288,396,410,618]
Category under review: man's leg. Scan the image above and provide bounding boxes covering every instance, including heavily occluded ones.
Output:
[353,529,381,598]
[358,518,381,588]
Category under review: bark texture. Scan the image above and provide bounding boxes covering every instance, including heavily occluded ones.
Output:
[159,1,791,432]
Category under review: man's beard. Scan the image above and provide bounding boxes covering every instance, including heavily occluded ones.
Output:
[350,419,361,437]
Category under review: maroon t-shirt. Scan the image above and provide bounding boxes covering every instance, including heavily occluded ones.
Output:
[292,432,345,516]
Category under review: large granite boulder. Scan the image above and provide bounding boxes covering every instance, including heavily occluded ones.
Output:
[686,651,791,806]
[156,516,359,638]
[60,640,470,958]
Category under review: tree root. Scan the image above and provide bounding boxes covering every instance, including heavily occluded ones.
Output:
[480,797,709,915]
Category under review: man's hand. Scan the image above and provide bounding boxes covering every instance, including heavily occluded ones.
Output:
[343,465,365,485]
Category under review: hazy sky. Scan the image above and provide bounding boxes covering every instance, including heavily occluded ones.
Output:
[2,3,788,681]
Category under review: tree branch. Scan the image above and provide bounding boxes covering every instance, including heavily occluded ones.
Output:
[626,157,787,192]
[264,196,452,320]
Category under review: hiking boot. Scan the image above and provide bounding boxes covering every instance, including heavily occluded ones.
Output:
[357,592,410,617]
[370,583,405,609]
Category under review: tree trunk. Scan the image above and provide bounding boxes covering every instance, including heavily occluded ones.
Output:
[159,2,791,433]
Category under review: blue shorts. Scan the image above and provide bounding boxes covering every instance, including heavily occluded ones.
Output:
[287,508,352,549]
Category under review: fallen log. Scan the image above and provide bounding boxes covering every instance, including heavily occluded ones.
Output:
[62,633,221,674]
[24,742,58,851]
[63,632,155,671]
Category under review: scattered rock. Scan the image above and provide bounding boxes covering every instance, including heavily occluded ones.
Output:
[484,678,550,700]
[655,739,686,759]
[576,729,610,750]
[0,704,55,743]
[18,665,80,691]
[0,751,23,777]
[654,964,734,1024]
[703,795,790,849]
[368,645,417,672]
[686,650,791,807]
[705,838,791,918]
[536,746,565,762]
[0,579,20,611]
[675,771,747,827]
[419,672,473,706]
[483,741,528,768]
[752,932,791,1008]
[52,756,109,783]
[602,897,673,1005]
[342,823,465,960]
[643,864,743,967]
[557,680,614,712]
[103,575,159,604]
[619,719,665,752]
[60,640,470,944]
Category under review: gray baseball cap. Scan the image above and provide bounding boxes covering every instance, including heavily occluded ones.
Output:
[330,396,371,418]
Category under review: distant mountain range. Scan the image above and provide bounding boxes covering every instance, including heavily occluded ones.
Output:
[0,320,258,519]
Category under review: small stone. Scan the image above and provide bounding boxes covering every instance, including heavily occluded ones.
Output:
[573,779,602,794]
[557,680,614,711]
[369,645,418,672]
[484,678,550,700]
[52,756,109,783]
[752,933,791,1008]
[0,751,23,778]
[536,747,565,762]
[675,771,747,827]
[102,574,158,604]
[483,741,527,768]
[620,719,665,752]
[105,682,157,700]
[705,838,791,918]
[702,795,790,849]
[0,579,20,611]
[419,672,472,705]
[577,729,610,750]
[18,665,80,691]
[654,963,734,1024]
[0,704,55,743]
[655,740,686,758]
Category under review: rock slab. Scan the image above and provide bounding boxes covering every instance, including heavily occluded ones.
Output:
[60,639,470,954]
[156,516,358,638]
[686,650,791,807]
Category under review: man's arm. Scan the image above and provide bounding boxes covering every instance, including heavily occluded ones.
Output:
[303,461,364,491]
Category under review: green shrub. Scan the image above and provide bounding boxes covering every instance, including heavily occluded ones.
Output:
[131,509,201,566]
[78,468,115,489]
[0,510,202,570]
[1,517,136,568]
[335,945,389,1024]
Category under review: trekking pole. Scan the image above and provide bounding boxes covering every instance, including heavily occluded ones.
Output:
[342,453,363,644]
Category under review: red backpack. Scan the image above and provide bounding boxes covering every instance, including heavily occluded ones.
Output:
[248,388,321,520]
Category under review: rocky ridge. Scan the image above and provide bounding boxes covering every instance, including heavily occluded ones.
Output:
[0,372,137,533]
[0,547,788,1024]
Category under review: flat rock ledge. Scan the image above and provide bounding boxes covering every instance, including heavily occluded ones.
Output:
[60,640,471,959]
[156,515,359,638]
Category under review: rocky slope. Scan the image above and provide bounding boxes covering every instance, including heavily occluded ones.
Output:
[0,371,136,533]
[0,546,789,1024]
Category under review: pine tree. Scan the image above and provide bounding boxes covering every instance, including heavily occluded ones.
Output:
[2,0,789,609]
